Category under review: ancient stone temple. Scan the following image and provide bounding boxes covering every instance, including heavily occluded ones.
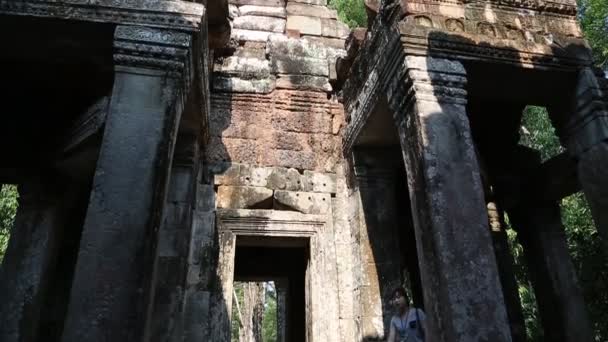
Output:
[0,0,606,341]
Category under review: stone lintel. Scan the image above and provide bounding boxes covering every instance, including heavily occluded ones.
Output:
[114,25,194,77]
[0,0,206,33]
[398,20,590,70]
[59,97,109,155]
[113,24,211,141]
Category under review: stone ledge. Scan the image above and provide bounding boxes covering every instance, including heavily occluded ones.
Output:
[239,5,287,18]
[210,163,338,193]
[213,76,276,93]
[233,15,286,33]
[274,190,331,214]
[216,185,274,209]
[286,2,338,18]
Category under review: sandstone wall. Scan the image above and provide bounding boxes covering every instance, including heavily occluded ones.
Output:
[194,1,368,340]
[206,0,350,173]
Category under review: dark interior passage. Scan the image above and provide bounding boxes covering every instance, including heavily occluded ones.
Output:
[233,237,309,342]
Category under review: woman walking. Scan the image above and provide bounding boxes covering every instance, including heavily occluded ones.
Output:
[388,287,427,342]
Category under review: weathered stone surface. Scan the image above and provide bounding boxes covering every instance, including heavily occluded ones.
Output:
[286,2,337,18]
[291,0,327,5]
[273,190,330,214]
[267,34,328,59]
[286,15,322,36]
[217,185,274,209]
[321,18,350,38]
[214,56,271,78]
[302,170,337,193]
[197,183,216,212]
[234,47,267,59]
[228,4,239,18]
[271,56,329,76]
[229,0,285,6]
[239,5,286,18]
[276,74,332,92]
[267,167,303,191]
[302,35,346,49]
[233,15,286,33]
[213,76,276,93]
[232,28,273,42]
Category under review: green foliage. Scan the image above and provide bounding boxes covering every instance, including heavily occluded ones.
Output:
[262,286,278,342]
[519,106,563,161]
[0,184,19,263]
[578,0,608,67]
[231,282,278,342]
[328,0,367,28]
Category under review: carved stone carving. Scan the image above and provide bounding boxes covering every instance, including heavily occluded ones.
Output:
[0,0,206,32]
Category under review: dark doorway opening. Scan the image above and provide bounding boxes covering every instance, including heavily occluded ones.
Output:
[233,237,309,342]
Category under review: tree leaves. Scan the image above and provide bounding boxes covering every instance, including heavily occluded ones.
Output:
[0,184,18,263]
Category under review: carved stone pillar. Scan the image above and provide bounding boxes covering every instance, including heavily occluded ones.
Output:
[508,201,592,342]
[0,178,73,342]
[61,26,195,342]
[146,133,200,342]
[388,56,512,342]
[487,202,527,342]
[553,68,608,248]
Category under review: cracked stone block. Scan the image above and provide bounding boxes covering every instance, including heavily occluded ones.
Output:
[267,34,328,59]
[213,76,276,93]
[321,18,350,39]
[228,4,239,18]
[229,0,286,6]
[215,56,271,78]
[273,190,331,214]
[290,0,327,5]
[267,167,303,191]
[286,3,337,18]
[217,186,274,209]
[286,15,322,36]
[301,170,337,193]
[238,164,273,187]
[302,35,346,49]
[232,28,274,42]
[276,74,332,92]
[239,5,286,18]
[271,56,329,76]
[234,47,267,59]
[233,15,286,33]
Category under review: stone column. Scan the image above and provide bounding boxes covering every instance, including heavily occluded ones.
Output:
[487,202,527,342]
[0,178,73,342]
[553,68,608,248]
[61,26,195,342]
[508,201,592,342]
[388,56,512,342]
[146,133,200,342]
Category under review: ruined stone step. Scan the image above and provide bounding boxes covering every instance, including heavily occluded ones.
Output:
[233,15,286,33]
[213,76,276,93]
[214,56,271,78]
[276,74,332,92]
[239,5,287,18]
[267,34,328,60]
[286,15,350,39]
[229,0,286,7]
[232,29,273,42]
[289,0,327,6]
[286,2,338,19]
[270,55,329,76]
